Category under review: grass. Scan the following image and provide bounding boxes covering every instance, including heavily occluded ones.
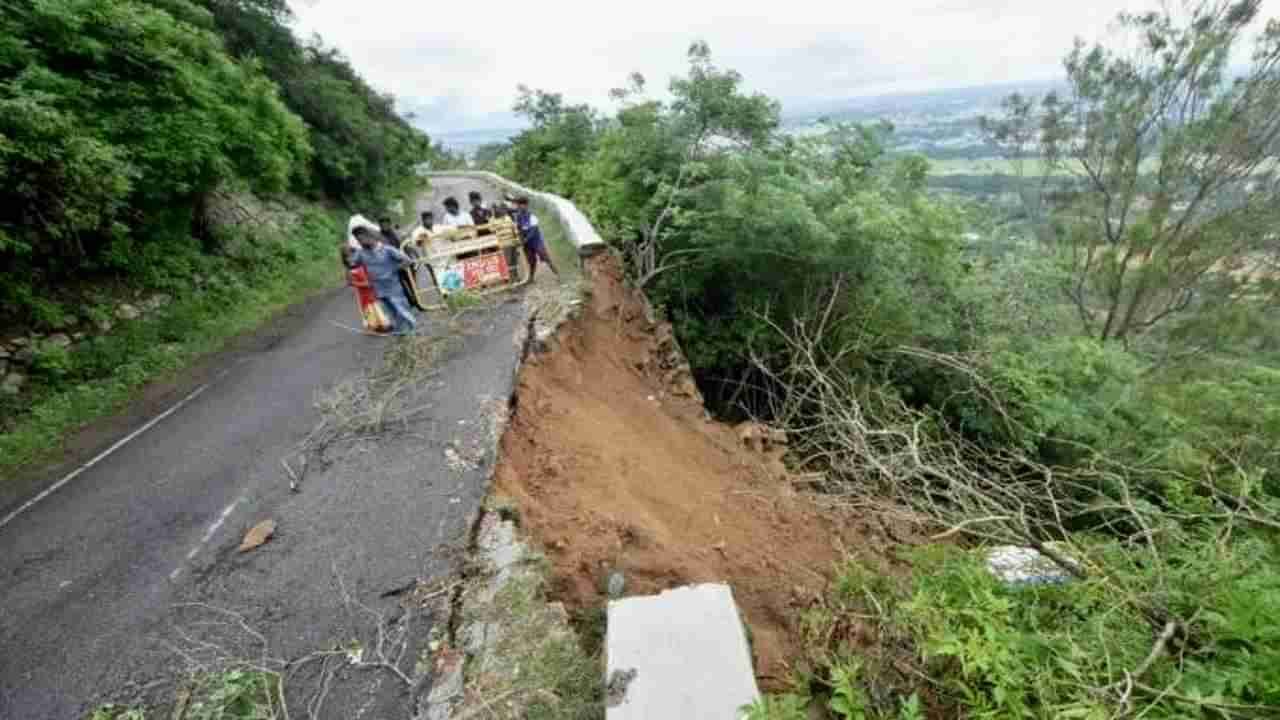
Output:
[459,572,604,720]
[87,668,285,720]
[0,206,348,481]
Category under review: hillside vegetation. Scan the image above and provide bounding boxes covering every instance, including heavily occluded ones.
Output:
[1,0,438,325]
[483,2,1280,717]
[0,0,440,472]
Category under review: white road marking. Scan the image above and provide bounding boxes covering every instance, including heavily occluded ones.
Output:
[201,500,240,546]
[170,497,243,582]
[0,382,213,531]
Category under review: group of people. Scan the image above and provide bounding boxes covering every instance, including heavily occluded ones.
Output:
[410,191,559,281]
[339,190,558,336]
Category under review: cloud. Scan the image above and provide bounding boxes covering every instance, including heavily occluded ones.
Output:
[287,0,1278,134]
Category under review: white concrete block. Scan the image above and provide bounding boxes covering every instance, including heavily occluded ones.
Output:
[606,583,760,720]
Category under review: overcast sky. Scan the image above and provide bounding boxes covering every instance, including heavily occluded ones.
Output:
[287,0,1275,135]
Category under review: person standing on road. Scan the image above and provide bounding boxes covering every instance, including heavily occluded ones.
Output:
[341,244,391,332]
[379,216,427,311]
[513,196,559,281]
[347,214,379,250]
[441,197,473,227]
[351,226,417,335]
[410,211,440,290]
[378,216,402,246]
[469,191,493,226]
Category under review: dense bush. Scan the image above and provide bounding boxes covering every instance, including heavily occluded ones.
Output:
[758,540,1280,719]
[0,0,308,283]
[0,0,435,329]
[203,0,433,208]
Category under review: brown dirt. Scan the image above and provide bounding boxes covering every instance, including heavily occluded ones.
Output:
[493,255,883,689]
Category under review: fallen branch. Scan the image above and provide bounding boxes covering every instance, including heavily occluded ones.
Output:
[929,515,1015,540]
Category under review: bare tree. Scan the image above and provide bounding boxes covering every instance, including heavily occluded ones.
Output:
[982,1,1280,346]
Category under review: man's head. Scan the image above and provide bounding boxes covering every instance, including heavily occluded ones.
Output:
[340,244,357,268]
[469,190,483,208]
[353,225,378,250]
[378,216,393,232]
[515,196,530,209]
[443,197,460,214]
[420,211,433,226]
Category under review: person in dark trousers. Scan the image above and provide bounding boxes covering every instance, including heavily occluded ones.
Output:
[513,196,558,281]
[350,226,417,335]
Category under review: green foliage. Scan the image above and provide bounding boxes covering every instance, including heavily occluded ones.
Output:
[187,669,282,720]
[0,0,435,329]
[1137,363,1280,491]
[0,208,342,476]
[507,85,600,197]
[766,540,1280,720]
[0,0,309,274]
[989,336,1142,455]
[828,660,869,719]
[87,706,146,720]
[504,43,972,413]
[457,573,604,720]
[741,693,809,720]
[498,31,1280,719]
[471,141,511,171]
[201,0,435,209]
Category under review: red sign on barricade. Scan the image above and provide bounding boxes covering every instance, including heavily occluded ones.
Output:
[462,252,509,289]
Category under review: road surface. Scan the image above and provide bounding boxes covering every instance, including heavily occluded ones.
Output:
[0,178,524,719]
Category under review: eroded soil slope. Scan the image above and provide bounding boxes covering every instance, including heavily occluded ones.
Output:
[494,255,880,687]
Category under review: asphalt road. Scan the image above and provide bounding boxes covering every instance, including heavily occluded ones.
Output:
[0,178,524,719]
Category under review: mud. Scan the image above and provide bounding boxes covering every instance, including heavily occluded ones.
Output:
[493,255,884,688]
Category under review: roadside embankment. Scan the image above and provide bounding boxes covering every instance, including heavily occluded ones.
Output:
[421,171,894,720]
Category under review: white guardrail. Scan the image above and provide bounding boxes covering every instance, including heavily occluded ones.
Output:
[427,171,607,257]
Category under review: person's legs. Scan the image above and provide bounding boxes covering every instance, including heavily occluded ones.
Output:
[530,238,558,276]
[523,243,539,281]
[535,241,559,276]
[380,295,417,335]
[504,247,521,283]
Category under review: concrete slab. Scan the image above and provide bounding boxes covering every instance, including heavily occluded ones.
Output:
[606,583,760,720]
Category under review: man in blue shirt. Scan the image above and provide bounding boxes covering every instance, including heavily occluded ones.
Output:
[513,197,559,281]
[351,226,417,335]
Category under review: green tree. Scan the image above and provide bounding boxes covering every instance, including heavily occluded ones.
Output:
[982,0,1280,350]
[506,85,599,196]
[0,0,309,284]
[628,41,780,286]
[199,0,435,209]
[471,141,511,171]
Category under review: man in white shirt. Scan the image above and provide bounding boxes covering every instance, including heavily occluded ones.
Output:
[408,211,439,290]
[441,197,474,227]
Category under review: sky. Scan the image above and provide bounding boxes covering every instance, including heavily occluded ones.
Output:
[286,0,1275,136]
